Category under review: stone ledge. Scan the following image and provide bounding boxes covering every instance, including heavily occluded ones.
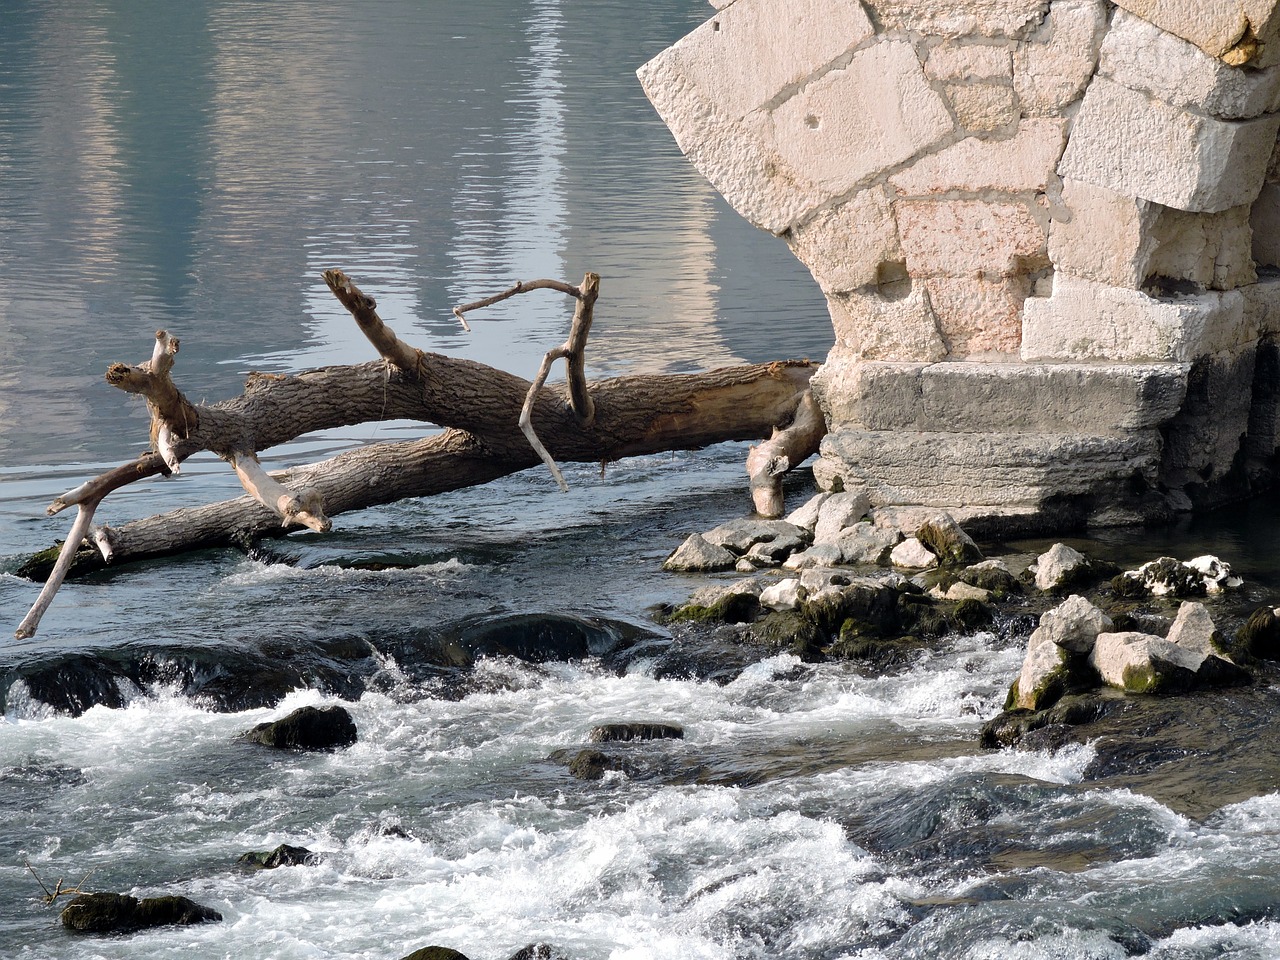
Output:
[814,358,1190,434]
[812,428,1163,510]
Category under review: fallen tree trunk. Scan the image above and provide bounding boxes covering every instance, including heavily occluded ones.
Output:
[14,271,824,639]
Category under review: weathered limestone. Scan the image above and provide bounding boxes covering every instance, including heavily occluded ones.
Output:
[1033,543,1090,592]
[1031,594,1114,653]
[1058,77,1280,213]
[1110,0,1280,66]
[644,0,1280,532]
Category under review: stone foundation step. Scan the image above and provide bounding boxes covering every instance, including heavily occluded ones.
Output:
[813,428,1163,521]
[816,359,1189,435]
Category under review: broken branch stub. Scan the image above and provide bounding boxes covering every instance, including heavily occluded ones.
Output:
[747,389,826,518]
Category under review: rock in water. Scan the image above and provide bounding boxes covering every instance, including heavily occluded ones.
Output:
[1033,595,1113,654]
[237,843,319,869]
[242,704,358,751]
[508,944,571,960]
[662,533,736,572]
[400,948,473,960]
[916,513,982,565]
[589,722,684,743]
[61,892,221,933]
[1033,543,1088,591]
[890,537,938,569]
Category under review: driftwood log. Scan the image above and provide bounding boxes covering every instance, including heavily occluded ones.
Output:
[14,271,825,639]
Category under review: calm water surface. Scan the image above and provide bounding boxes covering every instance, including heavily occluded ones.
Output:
[3,3,1280,959]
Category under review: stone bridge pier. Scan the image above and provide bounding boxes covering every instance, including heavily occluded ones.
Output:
[640,0,1280,533]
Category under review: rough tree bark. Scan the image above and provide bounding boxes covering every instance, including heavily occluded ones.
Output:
[14,271,825,639]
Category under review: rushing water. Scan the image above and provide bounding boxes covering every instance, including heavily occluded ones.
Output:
[4,2,1280,958]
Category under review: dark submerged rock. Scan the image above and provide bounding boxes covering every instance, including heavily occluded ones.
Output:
[507,944,571,960]
[242,704,357,751]
[589,722,684,743]
[400,948,473,960]
[1237,606,1280,659]
[60,892,222,934]
[566,748,621,780]
[237,843,319,869]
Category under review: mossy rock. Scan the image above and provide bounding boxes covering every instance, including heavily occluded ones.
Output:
[980,693,1120,749]
[1237,606,1280,660]
[959,566,1022,598]
[1120,660,1197,695]
[950,598,994,631]
[746,610,824,659]
[566,748,620,781]
[507,944,570,960]
[669,593,760,625]
[827,631,928,670]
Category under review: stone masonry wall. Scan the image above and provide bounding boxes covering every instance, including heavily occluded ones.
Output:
[640,0,1280,532]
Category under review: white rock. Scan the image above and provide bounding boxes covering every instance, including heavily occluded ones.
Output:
[1166,600,1222,659]
[823,289,948,363]
[925,42,1013,81]
[799,568,852,593]
[813,491,873,544]
[1058,77,1280,214]
[890,537,938,569]
[1091,630,1205,691]
[868,0,1049,37]
[782,543,845,570]
[784,492,832,532]
[760,578,807,611]
[946,581,992,602]
[945,82,1019,133]
[664,534,737,572]
[1030,594,1113,654]
[653,0,875,124]
[1185,554,1244,592]
[1013,639,1069,710]
[836,524,903,564]
[1034,542,1088,591]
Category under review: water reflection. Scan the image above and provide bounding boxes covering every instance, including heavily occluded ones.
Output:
[0,0,832,543]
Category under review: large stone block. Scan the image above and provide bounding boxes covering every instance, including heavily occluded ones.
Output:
[785,187,901,293]
[812,428,1164,508]
[925,42,1013,81]
[1021,274,1253,362]
[638,51,819,233]
[820,287,948,363]
[922,275,1030,358]
[1110,0,1280,66]
[766,41,955,198]
[1101,9,1280,119]
[945,83,1020,133]
[1058,77,1280,213]
[816,359,1189,434]
[897,199,1046,277]
[656,0,875,123]
[863,0,1049,37]
[889,119,1067,196]
[1050,178,1257,289]
[1013,0,1110,116]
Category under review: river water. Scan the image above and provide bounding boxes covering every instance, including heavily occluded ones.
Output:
[4,2,1280,958]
